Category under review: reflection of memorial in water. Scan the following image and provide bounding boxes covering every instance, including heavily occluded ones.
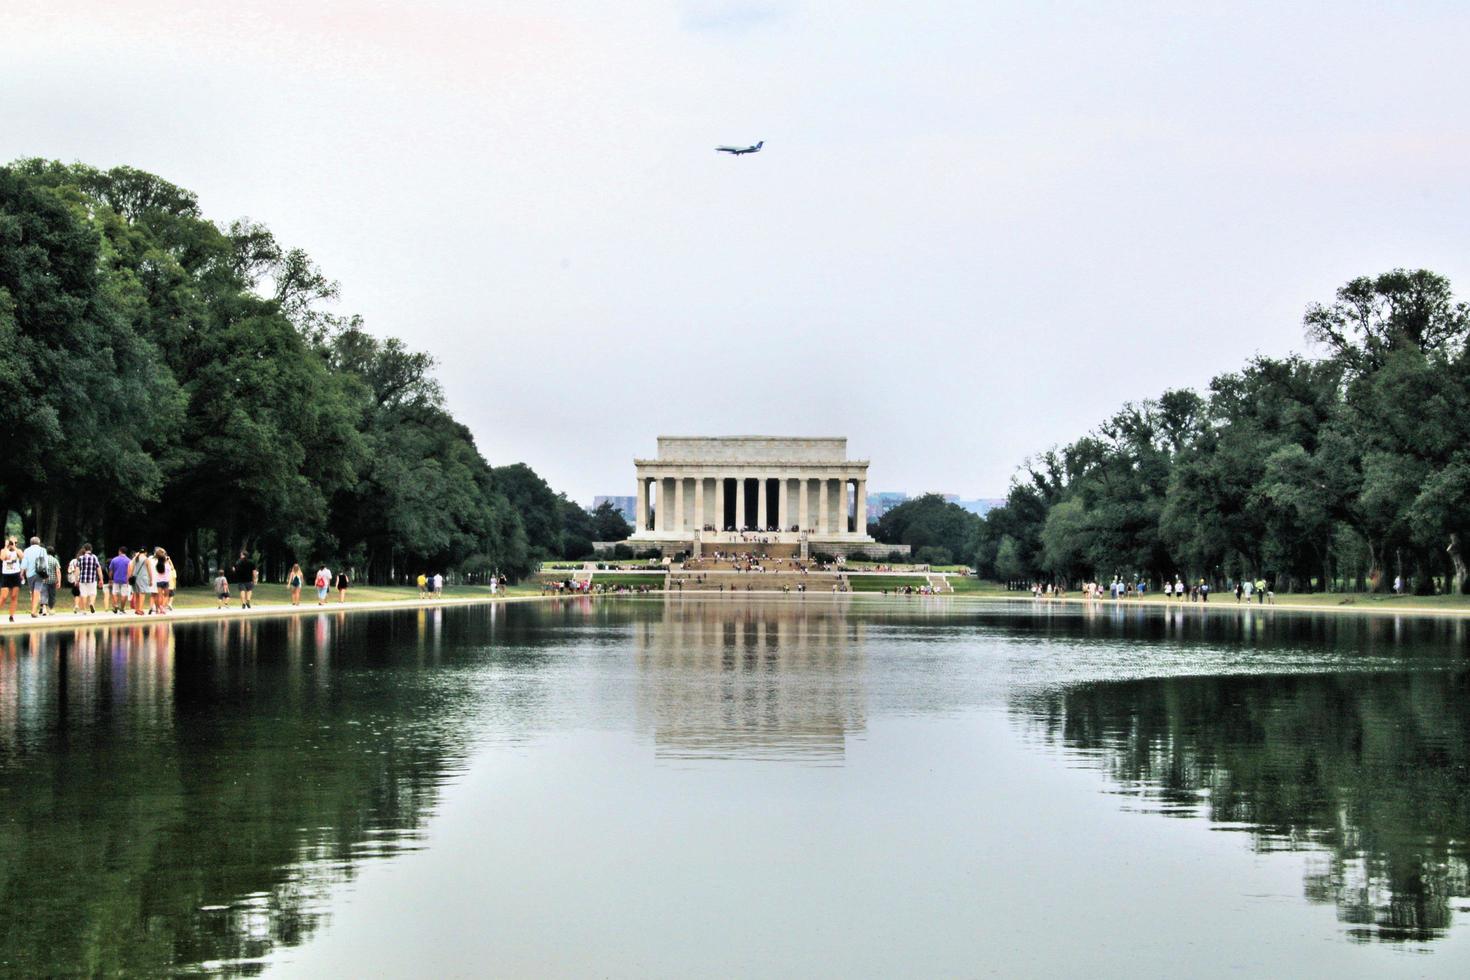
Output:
[1014,669,1470,943]
[633,598,868,763]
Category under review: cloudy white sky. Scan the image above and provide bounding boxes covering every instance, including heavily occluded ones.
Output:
[6,1,1469,503]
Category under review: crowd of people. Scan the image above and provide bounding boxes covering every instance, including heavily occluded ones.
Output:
[1021,575,1278,604]
[0,535,477,623]
[541,578,656,595]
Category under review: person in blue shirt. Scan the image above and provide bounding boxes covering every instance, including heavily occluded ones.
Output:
[107,547,134,614]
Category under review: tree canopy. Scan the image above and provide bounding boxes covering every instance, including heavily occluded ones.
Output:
[972,270,1470,594]
[0,159,603,582]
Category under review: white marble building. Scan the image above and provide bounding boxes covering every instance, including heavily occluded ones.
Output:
[610,436,898,557]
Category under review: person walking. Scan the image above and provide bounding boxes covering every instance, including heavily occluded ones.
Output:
[335,568,350,604]
[432,572,444,598]
[416,572,428,599]
[132,549,154,614]
[315,564,332,605]
[44,546,61,613]
[107,546,132,614]
[66,550,81,612]
[21,537,50,618]
[288,563,304,606]
[74,544,102,613]
[165,552,179,612]
[214,568,231,608]
[0,538,22,622]
[1255,577,1266,604]
[150,548,171,614]
[232,551,258,610]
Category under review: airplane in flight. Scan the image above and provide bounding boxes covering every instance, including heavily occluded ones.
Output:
[716,140,764,155]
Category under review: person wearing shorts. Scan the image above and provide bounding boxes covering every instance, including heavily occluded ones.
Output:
[232,551,258,610]
[108,546,132,613]
[315,566,332,605]
[75,544,102,613]
[150,548,171,614]
[0,538,22,623]
[335,570,350,604]
[214,571,231,608]
[23,537,50,617]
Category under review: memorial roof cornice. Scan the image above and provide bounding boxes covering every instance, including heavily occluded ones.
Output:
[635,459,869,467]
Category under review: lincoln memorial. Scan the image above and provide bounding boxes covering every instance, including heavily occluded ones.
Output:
[610,436,900,558]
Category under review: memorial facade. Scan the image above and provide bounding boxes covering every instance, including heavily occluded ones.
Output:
[611,436,901,557]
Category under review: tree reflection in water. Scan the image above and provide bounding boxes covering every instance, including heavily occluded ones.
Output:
[0,606,499,977]
[1016,670,1470,942]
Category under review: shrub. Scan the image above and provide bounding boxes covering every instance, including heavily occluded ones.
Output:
[916,546,952,565]
[812,551,836,564]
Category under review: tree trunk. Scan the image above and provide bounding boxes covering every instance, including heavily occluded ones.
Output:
[1449,532,1468,597]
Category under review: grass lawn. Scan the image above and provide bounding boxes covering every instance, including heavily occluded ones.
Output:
[847,575,931,592]
[1229,591,1470,610]
[945,577,1010,595]
[590,573,667,588]
[155,582,531,611]
[943,581,1470,611]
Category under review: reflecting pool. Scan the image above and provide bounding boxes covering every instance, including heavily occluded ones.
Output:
[2,597,1469,976]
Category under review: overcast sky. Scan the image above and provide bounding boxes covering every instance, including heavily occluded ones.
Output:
[6,1,1469,504]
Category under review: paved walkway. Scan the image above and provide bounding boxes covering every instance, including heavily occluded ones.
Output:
[0,592,557,634]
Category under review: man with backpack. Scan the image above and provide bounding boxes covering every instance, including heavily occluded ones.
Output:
[22,537,50,618]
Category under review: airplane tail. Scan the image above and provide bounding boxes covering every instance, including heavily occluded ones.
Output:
[755,141,764,149]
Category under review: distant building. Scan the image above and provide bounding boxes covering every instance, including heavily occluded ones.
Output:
[867,491,1003,521]
[867,491,910,521]
[954,498,1005,517]
[593,495,637,525]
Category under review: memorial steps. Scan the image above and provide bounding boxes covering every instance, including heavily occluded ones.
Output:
[666,570,846,593]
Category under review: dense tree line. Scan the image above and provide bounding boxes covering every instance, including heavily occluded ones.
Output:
[0,159,626,582]
[871,493,981,565]
[973,270,1470,594]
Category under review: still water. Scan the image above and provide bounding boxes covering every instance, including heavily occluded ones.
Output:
[2,597,1469,976]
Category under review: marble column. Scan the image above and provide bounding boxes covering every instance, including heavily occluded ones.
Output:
[736,478,746,531]
[757,478,768,531]
[636,475,647,531]
[799,478,810,530]
[854,478,866,536]
[716,477,726,530]
[654,476,664,532]
[674,477,686,531]
[778,478,790,531]
[695,477,705,531]
[818,480,829,533]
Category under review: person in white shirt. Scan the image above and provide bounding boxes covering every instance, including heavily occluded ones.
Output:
[315,566,332,605]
